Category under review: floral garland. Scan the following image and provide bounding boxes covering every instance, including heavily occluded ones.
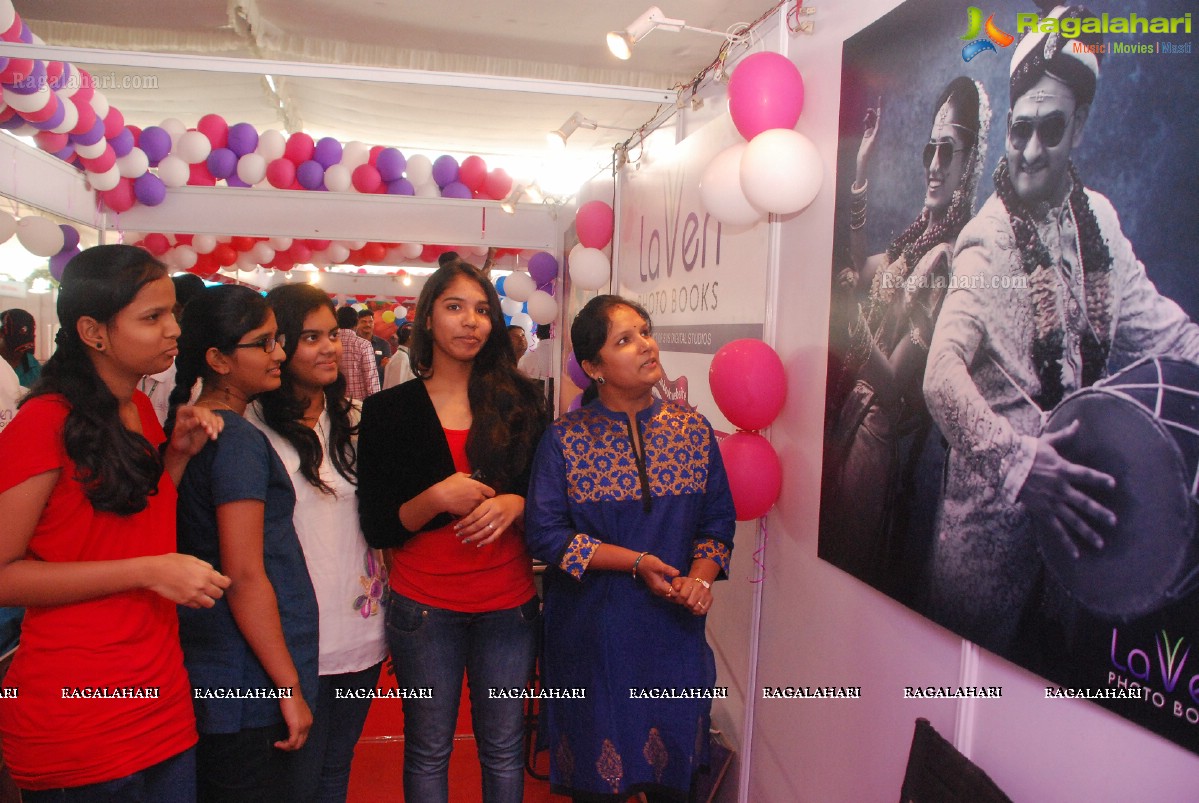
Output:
[993,158,1113,408]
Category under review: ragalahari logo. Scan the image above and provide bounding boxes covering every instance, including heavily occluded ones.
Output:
[961,6,1015,61]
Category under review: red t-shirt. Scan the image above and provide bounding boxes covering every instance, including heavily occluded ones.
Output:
[389,428,536,612]
[0,394,196,790]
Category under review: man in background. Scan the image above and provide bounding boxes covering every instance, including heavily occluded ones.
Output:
[357,307,392,375]
[338,305,381,400]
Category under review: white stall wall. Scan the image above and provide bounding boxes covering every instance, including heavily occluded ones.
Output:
[743,2,1199,801]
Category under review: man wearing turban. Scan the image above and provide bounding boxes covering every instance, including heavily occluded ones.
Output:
[921,5,1199,657]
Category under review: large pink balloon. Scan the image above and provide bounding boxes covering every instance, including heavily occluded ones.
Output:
[719,431,782,520]
[727,52,804,141]
[709,339,786,431]
[575,200,614,249]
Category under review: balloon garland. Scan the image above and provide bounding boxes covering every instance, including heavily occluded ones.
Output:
[0,0,518,215]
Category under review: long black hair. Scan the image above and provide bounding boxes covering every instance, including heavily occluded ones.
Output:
[410,260,546,491]
[258,283,357,492]
[165,284,271,434]
[24,244,168,515]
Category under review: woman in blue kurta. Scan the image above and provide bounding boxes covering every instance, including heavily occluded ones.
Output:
[526,295,735,802]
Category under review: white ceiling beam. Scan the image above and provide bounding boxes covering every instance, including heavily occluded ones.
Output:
[0,44,677,105]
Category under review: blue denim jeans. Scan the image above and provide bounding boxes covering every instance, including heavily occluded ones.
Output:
[385,590,539,803]
[21,747,196,802]
[285,662,383,803]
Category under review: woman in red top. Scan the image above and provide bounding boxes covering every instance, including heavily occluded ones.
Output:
[0,245,229,800]
[357,259,546,803]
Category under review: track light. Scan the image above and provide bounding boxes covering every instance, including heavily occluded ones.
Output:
[606,5,733,60]
[547,112,636,149]
[500,183,546,214]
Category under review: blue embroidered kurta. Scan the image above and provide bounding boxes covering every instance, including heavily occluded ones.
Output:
[525,398,735,798]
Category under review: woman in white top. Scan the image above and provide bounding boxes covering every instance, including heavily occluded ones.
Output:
[249,283,387,803]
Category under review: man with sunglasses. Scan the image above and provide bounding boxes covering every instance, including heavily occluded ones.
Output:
[922,4,1199,659]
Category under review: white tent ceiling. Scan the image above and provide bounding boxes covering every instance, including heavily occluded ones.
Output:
[13,0,789,193]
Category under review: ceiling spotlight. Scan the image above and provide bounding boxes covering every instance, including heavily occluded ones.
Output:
[500,183,546,214]
[606,5,733,60]
[548,112,599,148]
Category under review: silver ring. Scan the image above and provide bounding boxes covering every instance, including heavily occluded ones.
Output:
[488,522,495,529]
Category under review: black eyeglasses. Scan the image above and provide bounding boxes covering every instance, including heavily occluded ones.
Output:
[231,334,285,353]
[922,141,967,169]
[1008,111,1070,151]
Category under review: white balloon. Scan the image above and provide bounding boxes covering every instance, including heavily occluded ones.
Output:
[158,118,187,144]
[326,244,350,264]
[324,164,351,192]
[116,147,149,178]
[700,143,764,226]
[87,165,121,192]
[740,129,823,215]
[405,154,433,186]
[345,240,366,250]
[17,217,66,257]
[399,242,423,259]
[192,234,217,254]
[269,237,293,251]
[469,245,489,257]
[503,271,535,302]
[157,155,190,188]
[236,253,258,272]
[526,290,558,325]
[49,98,79,134]
[251,242,276,264]
[2,85,51,114]
[175,130,212,164]
[0,4,15,32]
[237,153,267,185]
[73,138,107,159]
[414,181,439,198]
[256,129,286,161]
[510,311,534,332]
[568,247,611,291]
[173,245,198,270]
[0,211,17,245]
[89,90,110,122]
[342,141,369,169]
[500,297,523,317]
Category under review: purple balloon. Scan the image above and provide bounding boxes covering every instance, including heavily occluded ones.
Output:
[385,178,414,196]
[71,117,106,147]
[134,172,167,206]
[566,351,590,389]
[50,248,79,281]
[226,122,258,157]
[0,117,25,131]
[440,181,471,199]
[312,137,342,169]
[18,22,34,44]
[108,127,134,157]
[296,160,325,190]
[29,99,66,131]
[376,148,406,182]
[431,155,459,188]
[59,224,80,253]
[206,147,237,179]
[568,394,583,412]
[8,60,47,94]
[138,126,171,165]
[528,251,558,286]
[52,144,75,161]
[225,174,251,188]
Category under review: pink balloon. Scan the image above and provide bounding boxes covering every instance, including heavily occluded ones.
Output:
[727,52,805,140]
[352,163,383,193]
[575,200,614,249]
[459,155,487,191]
[196,113,229,149]
[483,169,513,201]
[266,157,296,189]
[709,339,786,431]
[719,431,781,520]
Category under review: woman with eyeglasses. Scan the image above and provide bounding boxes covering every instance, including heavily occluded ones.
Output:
[168,284,319,802]
[821,77,991,592]
[247,283,388,803]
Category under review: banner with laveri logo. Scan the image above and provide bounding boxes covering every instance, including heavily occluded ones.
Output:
[818,0,1198,756]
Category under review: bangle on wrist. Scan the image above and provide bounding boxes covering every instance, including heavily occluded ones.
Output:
[632,552,649,579]
[691,577,711,589]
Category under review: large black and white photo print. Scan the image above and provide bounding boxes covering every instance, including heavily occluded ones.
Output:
[819,0,1199,754]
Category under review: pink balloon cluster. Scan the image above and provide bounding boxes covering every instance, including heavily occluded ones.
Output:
[709,338,787,521]
[0,6,518,215]
[699,52,823,226]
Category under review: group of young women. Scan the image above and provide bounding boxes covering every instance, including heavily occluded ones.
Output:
[0,243,735,803]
